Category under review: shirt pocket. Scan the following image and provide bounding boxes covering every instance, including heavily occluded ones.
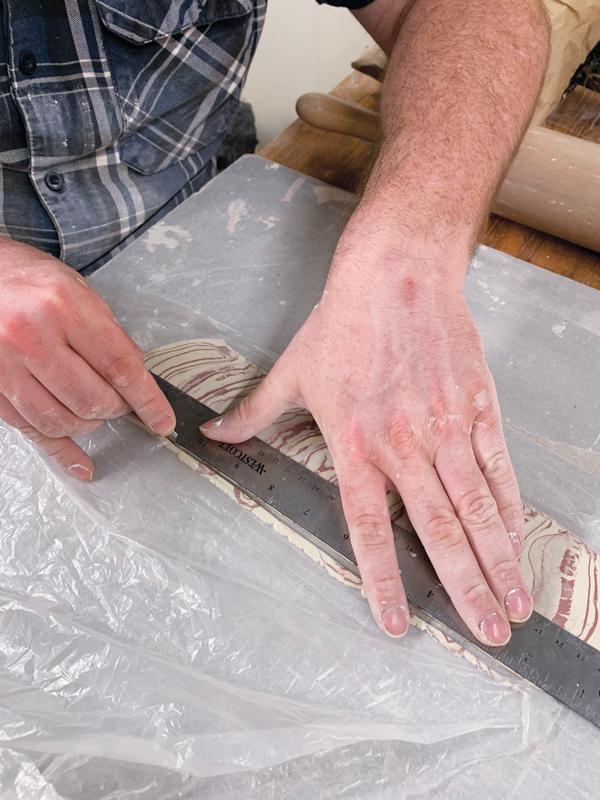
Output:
[97,0,258,175]
[96,0,254,44]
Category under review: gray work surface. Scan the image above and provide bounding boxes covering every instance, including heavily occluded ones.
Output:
[79,155,600,794]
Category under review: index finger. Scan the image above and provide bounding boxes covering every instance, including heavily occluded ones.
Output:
[336,460,410,638]
[69,324,175,435]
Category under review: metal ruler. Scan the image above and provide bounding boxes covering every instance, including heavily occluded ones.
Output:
[153,373,600,728]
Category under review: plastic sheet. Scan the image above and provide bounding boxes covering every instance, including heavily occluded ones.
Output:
[0,289,558,799]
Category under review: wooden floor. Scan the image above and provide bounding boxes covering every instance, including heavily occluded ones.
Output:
[259,72,600,292]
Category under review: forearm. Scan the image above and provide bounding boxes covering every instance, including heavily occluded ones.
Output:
[349,0,549,275]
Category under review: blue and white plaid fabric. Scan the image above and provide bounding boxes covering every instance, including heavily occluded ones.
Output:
[0,1,266,271]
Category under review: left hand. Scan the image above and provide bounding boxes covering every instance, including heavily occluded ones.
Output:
[201,223,531,646]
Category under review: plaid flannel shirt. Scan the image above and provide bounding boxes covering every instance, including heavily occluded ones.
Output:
[0,1,266,272]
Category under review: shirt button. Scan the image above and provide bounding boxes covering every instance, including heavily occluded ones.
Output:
[18,51,37,76]
[45,172,64,192]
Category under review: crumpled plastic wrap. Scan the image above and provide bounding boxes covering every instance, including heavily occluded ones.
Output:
[0,289,559,799]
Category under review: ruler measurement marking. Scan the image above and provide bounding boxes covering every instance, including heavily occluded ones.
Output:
[153,373,600,728]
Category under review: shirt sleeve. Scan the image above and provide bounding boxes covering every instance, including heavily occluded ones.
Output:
[315,0,376,8]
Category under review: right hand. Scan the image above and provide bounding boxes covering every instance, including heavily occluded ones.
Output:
[0,238,175,480]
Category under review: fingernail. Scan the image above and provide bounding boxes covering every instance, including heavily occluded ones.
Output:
[151,414,175,435]
[480,611,510,646]
[69,464,93,482]
[509,531,522,558]
[504,587,532,622]
[200,416,223,432]
[381,606,409,638]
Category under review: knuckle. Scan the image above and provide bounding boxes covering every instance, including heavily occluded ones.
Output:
[70,399,96,420]
[428,394,451,421]
[456,490,498,528]
[481,449,512,482]
[486,556,518,587]
[76,407,108,422]
[32,407,93,439]
[37,417,71,438]
[349,511,396,561]
[421,513,464,554]
[467,378,491,402]
[22,427,70,463]
[501,499,523,523]
[19,424,49,445]
[351,511,389,546]
[460,578,490,608]
[367,571,401,600]
[39,283,71,317]
[105,352,143,390]
[134,396,161,421]
[426,397,468,438]
[334,416,371,461]
[71,395,117,420]
[388,414,417,453]
[503,502,524,529]
[0,313,35,352]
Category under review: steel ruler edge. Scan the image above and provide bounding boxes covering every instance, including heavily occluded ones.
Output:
[152,373,600,728]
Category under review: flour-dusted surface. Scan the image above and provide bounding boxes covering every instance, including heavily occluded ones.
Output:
[142,338,599,660]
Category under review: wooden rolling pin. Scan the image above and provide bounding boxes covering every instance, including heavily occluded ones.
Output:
[296,93,380,143]
[296,92,600,254]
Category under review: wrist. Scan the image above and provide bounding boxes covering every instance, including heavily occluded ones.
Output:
[332,192,474,292]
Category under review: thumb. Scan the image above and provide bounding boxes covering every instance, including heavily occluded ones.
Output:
[200,364,296,443]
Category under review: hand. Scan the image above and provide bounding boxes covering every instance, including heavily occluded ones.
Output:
[0,238,175,479]
[201,231,532,647]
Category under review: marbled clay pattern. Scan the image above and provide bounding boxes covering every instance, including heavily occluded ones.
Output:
[521,506,599,648]
[142,338,598,680]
